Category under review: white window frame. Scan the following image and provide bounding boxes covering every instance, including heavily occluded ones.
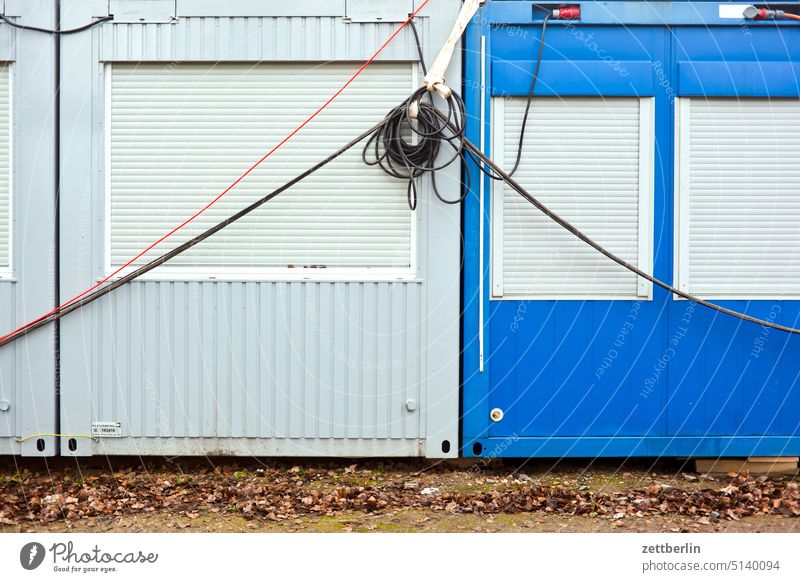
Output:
[102,62,421,283]
[490,96,655,301]
[674,96,800,300]
[0,63,12,280]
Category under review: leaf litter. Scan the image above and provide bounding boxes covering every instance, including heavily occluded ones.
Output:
[1,460,798,529]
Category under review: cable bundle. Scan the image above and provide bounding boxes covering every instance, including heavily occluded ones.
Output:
[362,87,469,209]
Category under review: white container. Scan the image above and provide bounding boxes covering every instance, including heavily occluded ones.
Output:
[57,0,462,457]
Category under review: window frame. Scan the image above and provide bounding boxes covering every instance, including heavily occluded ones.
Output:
[490,95,655,301]
[102,62,421,283]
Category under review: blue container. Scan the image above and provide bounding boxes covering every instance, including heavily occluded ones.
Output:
[462,1,800,458]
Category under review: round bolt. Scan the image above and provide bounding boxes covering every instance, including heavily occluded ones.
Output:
[405,399,417,412]
[0,399,9,412]
[490,407,504,422]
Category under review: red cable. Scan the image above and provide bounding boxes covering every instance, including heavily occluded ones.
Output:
[1,0,430,344]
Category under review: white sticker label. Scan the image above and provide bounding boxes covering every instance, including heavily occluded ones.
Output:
[91,421,122,438]
[719,4,749,18]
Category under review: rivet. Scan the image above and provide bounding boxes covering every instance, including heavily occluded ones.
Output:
[405,399,417,412]
[0,400,9,412]
[490,407,504,422]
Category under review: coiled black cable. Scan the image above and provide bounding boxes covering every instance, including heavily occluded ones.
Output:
[362,86,469,209]
[361,18,499,210]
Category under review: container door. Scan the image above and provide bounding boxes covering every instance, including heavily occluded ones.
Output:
[488,23,669,451]
[463,15,675,457]
[666,26,800,447]
[0,0,57,457]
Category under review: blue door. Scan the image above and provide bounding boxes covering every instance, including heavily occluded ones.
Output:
[462,1,800,458]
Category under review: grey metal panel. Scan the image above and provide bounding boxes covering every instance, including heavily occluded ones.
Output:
[0,286,15,444]
[59,0,461,458]
[0,10,16,62]
[66,281,424,452]
[0,0,57,456]
[177,0,346,18]
[89,437,422,456]
[98,17,425,62]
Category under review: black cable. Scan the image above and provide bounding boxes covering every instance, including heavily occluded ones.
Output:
[0,13,112,35]
[0,119,385,349]
[362,87,469,209]
[400,24,798,334]
[3,86,799,347]
[408,19,428,76]
[508,14,549,177]
[452,114,800,336]
[361,17,487,209]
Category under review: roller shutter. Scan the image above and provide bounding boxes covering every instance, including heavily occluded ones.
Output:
[492,96,653,298]
[677,97,800,298]
[108,62,415,274]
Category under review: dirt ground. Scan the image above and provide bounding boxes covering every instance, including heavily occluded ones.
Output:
[1,457,798,533]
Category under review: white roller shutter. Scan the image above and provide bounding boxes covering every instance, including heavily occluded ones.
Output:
[0,64,9,271]
[108,62,414,275]
[677,97,800,298]
[492,96,653,299]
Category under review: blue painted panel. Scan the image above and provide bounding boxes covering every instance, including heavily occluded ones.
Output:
[678,61,800,96]
[469,437,800,459]
[492,60,654,96]
[462,1,800,458]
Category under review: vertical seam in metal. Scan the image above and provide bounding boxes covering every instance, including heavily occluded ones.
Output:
[54,0,61,455]
[478,33,486,373]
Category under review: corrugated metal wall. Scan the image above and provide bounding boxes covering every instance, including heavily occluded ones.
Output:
[69,281,426,456]
[58,0,461,457]
[0,1,57,457]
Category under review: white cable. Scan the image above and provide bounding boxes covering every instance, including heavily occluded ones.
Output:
[423,0,484,98]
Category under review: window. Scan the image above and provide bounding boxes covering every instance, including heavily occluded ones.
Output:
[0,64,10,274]
[676,97,800,299]
[491,96,654,299]
[107,62,416,279]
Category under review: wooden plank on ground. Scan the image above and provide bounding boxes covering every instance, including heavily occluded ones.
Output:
[695,457,799,475]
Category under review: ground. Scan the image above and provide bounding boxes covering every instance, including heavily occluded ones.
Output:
[1,457,798,533]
